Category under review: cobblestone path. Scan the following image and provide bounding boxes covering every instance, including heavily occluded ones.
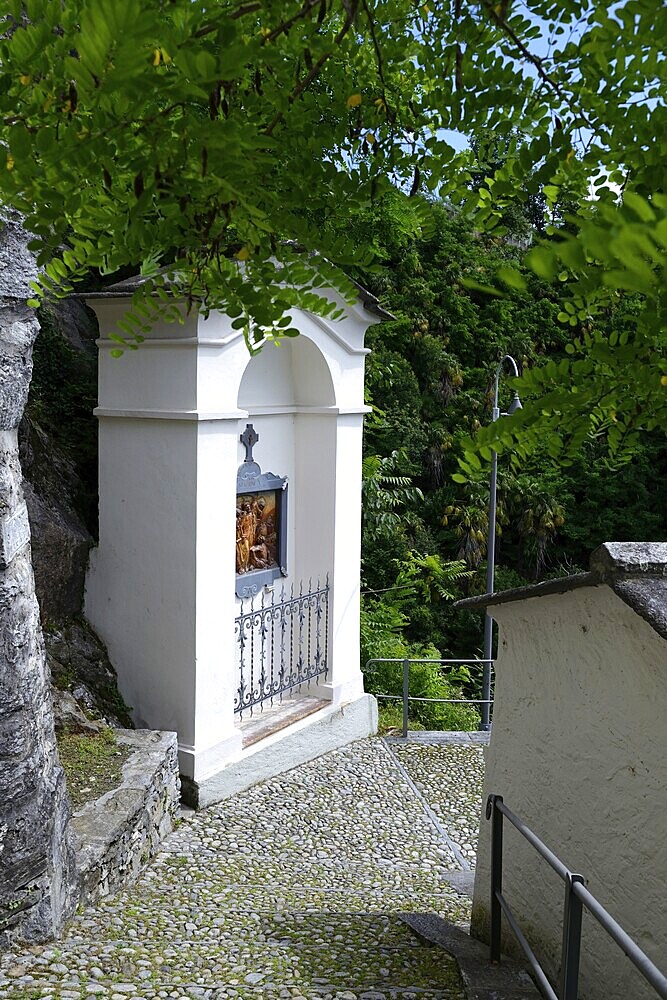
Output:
[1,737,486,1000]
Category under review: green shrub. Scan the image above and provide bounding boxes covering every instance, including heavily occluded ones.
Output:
[361,597,480,731]
[377,702,425,736]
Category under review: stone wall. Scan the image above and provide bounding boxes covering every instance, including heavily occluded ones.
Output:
[19,416,92,623]
[74,730,180,905]
[19,296,99,624]
[0,211,79,947]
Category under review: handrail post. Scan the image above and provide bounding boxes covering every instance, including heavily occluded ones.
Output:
[561,872,585,1000]
[402,658,409,738]
[487,794,504,963]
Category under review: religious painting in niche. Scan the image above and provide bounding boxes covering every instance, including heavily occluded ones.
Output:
[235,423,288,598]
[236,491,279,575]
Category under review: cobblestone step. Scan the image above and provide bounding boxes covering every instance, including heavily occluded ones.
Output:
[2,977,468,994]
[60,915,429,949]
[384,733,490,746]
[147,865,462,889]
[5,942,466,976]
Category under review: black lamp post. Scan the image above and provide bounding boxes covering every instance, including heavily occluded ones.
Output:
[479,355,522,731]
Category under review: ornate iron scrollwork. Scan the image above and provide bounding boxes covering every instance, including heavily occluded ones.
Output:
[233,577,330,717]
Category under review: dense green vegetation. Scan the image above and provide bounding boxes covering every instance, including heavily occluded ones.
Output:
[1,1,664,466]
[354,195,666,721]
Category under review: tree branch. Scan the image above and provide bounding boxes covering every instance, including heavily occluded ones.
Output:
[360,0,385,87]
[194,2,262,37]
[262,0,322,44]
[263,51,330,135]
[482,2,595,133]
[263,1,360,137]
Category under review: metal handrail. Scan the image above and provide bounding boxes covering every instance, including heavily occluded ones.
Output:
[364,657,493,737]
[486,794,667,1000]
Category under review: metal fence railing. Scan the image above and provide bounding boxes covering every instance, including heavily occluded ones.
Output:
[485,794,667,1000]
[234,578,329,718]
[364,657,494,736]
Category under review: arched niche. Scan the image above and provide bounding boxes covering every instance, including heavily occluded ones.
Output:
[235,332,337,598]
[237,333,336,410]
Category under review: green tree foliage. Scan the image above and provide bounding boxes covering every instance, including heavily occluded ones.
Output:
[0,0,664,461]
[361,451,423,548]
[354,194,666,668]
[359,439,482,726]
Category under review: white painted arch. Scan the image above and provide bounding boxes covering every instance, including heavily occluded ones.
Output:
[237,333,336,410]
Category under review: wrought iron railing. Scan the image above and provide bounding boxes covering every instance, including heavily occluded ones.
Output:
[234,577,329,717]
[485,794,667,1000]
[364,657,494,736]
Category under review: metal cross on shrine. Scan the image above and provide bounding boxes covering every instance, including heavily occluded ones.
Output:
[240,424,259,463]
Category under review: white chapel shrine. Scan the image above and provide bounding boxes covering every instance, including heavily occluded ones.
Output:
[82,279,384,805]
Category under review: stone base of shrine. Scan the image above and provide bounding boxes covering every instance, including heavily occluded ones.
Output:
[180,693,378,808]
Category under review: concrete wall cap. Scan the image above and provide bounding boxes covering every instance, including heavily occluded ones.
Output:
[74,270,394,320]
[453,572,595,612]
[454,541,667,642]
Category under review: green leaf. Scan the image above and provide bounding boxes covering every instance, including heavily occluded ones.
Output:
[527,246,557,281]
[497,267,527,291]
[622,191,655,223]
[459,277,504,297]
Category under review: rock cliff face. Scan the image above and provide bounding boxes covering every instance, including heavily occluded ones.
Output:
[46,620,134,730]
[0,213,78,945]
[16,286,133,732]
[19,414,92,622]
[19,294,99,623]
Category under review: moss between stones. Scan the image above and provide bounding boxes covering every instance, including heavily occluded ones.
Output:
[56,726,134,810]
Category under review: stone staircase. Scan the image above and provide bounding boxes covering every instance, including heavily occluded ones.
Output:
[0,738,540,1000]
[0,909,540,1000]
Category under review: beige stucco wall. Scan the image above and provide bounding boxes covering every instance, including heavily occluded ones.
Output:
[472,584,667,1000]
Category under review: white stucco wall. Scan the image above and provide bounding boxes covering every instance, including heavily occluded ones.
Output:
[85,290,374,785]
[472,585,667,1000]
[86,416,198,742]
[234,329,366,707]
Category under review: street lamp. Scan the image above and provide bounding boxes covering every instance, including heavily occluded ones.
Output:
[479,354,522,731]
